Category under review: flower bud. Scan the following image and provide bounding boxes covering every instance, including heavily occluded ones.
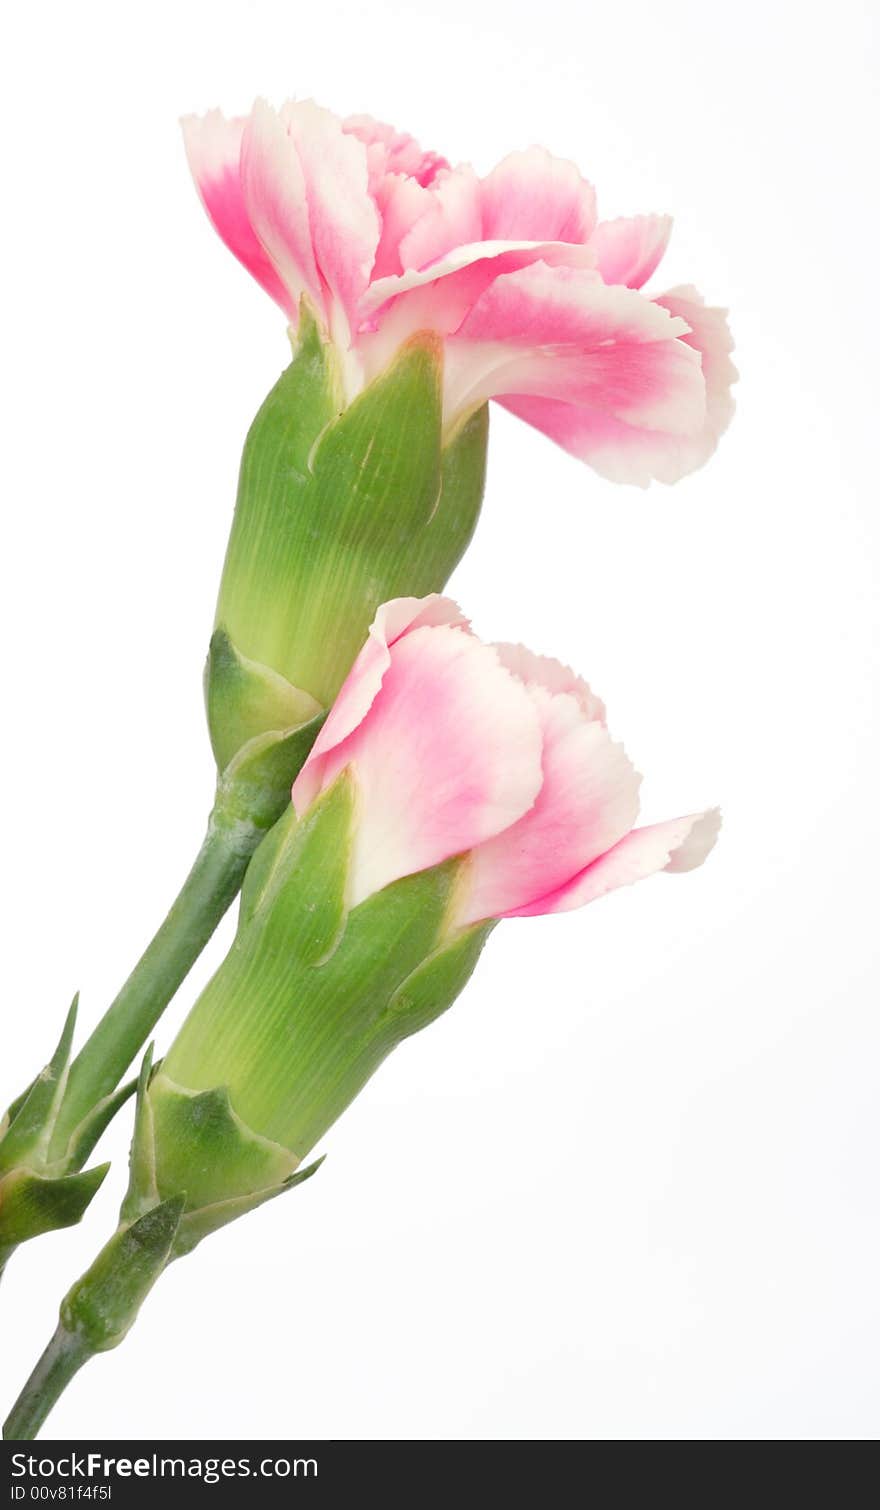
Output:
[123,595,718,1238]
[3,600,720,1435]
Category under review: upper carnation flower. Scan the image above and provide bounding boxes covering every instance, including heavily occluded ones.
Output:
[183,100,736,486]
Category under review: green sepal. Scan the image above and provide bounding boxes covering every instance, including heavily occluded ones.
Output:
[161,782,477,1157]
[149,1076,297,1212]
[217,315,487,713]
[333,859,464,1019]
[213,707,327,834]
[170,1154,324,1259]
[205,628,323,776]
[409,401,489,586]
[60,1197,184,1353]
[386,920,496,1039]
[0,1164,110,1268]
[120,1047,321,1260]
[238,775,354,963]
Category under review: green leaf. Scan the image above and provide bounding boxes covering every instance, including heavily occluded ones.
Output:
[120,1047,159,1224]
[0,996,78,1173]
[0,1163,110,1264]
[173,1155,324,1258]
[65,1075,138,1173]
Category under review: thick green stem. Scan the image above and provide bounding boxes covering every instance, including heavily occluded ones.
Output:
[48,810,261,1161]
[3,1324,92,1440]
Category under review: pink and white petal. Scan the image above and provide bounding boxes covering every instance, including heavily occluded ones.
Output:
[494,643,606,723]
[662,808,722,872]
[283,100,381,334]
[590,215,672,289]
[499,394,713,486]
[304,626,544,907]
[480,147,597,245]
[654,286,737,449]
[239,100,324,320]
[293,596,468,814]
[397,165,484,271]
[343,114,448,187]
[498,286,735,485]
[357,242,597,382]
[445,264,705,432]
[510,807,721,916]
[362,235,594,321]
[457,697,641,925]
[181,111,291,312]
[371,173,435,280]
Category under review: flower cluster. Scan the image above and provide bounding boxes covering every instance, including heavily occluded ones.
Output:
[2,94,731,1442]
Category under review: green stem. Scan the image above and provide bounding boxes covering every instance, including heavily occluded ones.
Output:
[3,1324,92,1440]
[49,809,262,1161]
[5,1197,184,1439]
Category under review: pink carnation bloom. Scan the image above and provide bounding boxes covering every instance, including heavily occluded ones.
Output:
[292,595,719,921]
[183,101,736,486]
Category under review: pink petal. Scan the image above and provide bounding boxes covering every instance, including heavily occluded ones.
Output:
[283,100,381,335]
[494,643,606,723]
[357,242,597,385]
[181,110,291,312]
[397,165,484,272]
[361,236,594,324]
[370,173,435,281]
[445,262,705,431]
[510,808,721,917]
[498,396,694,486]
[654,285,738,453]
[480,147,597,244]
[590,214,672,289]
[343,114,448,187]
[457,694,641,925]
[239,99,323,320]
[503,286,735,486]
[293,595,468,814]
[297,625,544,907]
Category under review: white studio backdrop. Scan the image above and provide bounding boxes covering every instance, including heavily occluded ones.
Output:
[0,0,877,1442]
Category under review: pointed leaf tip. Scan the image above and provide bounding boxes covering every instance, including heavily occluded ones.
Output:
[0,993,83,1173]
[0,1162,110,1252]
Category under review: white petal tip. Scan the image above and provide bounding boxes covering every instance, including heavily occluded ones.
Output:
[664,807,722,874]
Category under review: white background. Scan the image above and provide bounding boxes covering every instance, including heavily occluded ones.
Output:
[1,0,877,1443]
